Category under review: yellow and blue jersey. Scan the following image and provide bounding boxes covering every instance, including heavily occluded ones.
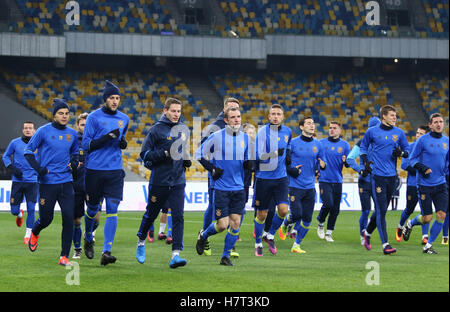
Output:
[82,107,129,171]
[410,132,449,187]
[24,123,78,184]
[198,128,250,191]
[360,124,409,177]
[255,124,292,179]
[2,137,38,183]
[318,137,350,184]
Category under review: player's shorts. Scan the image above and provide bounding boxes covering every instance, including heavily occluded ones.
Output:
[418,183,448,215]
[10,182,38,205]
[288,187,316,223]
[253,176,289,211]
[212,189,246,220]
[85,169,125,205]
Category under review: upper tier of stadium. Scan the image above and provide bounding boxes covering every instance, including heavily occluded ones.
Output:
[5,0,449,38]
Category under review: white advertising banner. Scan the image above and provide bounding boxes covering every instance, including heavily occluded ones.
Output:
[0,180,410,212]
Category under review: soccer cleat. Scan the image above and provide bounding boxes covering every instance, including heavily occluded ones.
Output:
[169,255,187,268]
[254,246,263,257]
[267,239,277,255]
[203,240,211,256]
[100,251,117,266]
[395,227,403,242]
[196,230,207,255]
[442,237,449,245]
[136,245,145,264]
[383,244,397,255]
[289,231,297,239]
[423,246,438,254]
[58,256,72,267]
[84,238,94,259]
[230,247,239,258]
[24,237,30,245]
[291,244,306,254]
[278,224,288,241]
[16,209,24,227]
[363,232,371,251]
[28,232,39,252]
[422,237,429,245]
[360,231,365,246]
[72,248,82,259]
[325,234,334,242]
[317,224,325,239]
[220,256,233,266]
[165,236,173,245]
[262,235,269,244]
[158,232,167,240]
[402,221,413,241]
[147,230,154,243]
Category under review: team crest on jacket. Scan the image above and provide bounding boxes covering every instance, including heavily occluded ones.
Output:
[338,147,343,153]
[290,196,295,202]
[216,209,221,217]
[241,140,245,148]
[313,146,318,153]
[359,188,363,194]
[443,143,448,150]
[284,135,289,143]
[392,135,398,142]
[66,134,72,142]
[118,120,124,128]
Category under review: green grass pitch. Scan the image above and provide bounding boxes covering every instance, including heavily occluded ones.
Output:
[0,211,448,292]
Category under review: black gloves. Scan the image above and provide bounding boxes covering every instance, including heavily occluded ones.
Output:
[360,161,373,178]
[89,128,121,152]
[108,128,120,139]
[8,165,23,180]
[260,148,285,160]
[285,149,292,166]
[243,160,255,171]
[211,167,224,180]
[119,136,127,149]
[287,166,301,178]
[392,146,408,158]
[414,163,431,177]
[405,166,416,176]
[37,167,48,178]
[24,154,47,178]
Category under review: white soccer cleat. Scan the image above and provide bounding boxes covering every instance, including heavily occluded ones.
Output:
[325,234,334,242]
[317,224,325,239]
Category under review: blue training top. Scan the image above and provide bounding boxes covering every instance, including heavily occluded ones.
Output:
[409,132,449,187]
[255,124,292,179]
[2,137,38,183]
[360,124,409,177]
[318,137,350,184]
[288,135,324,190]
[198,128,250,191]
[25,123,78,184]
[82,107,129,171]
